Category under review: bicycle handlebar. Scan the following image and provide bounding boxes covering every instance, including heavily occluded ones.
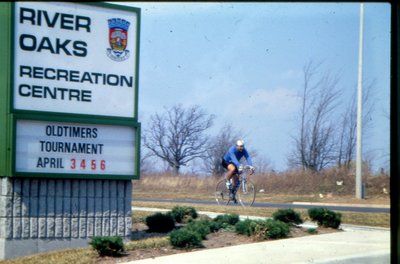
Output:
[238,165,255,175]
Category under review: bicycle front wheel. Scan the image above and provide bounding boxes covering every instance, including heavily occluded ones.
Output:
[237,181,256,207]
[215,179,231,206]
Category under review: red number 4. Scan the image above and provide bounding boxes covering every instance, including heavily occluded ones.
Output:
[80,159,86,169]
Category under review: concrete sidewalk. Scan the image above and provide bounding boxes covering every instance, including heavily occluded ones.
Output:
[126,207,390,263]
[124,227,389,264]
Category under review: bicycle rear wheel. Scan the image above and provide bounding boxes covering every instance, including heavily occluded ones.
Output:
[215,179,231,205]
[237,181,256,207]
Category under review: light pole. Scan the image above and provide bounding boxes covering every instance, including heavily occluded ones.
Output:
[356,2,364,199]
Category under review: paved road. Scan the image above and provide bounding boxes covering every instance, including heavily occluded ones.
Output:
[134,198,390,213]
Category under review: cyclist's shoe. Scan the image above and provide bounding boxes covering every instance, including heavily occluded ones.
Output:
[225,179,232,190]
[229,189,237,203]
[229,193,237,203]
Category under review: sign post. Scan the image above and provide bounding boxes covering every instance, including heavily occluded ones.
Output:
[0,2,141,259]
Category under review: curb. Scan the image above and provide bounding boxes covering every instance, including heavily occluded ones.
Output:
[132,206,389,231]
[292,201,390,209]
[132,207,267,221]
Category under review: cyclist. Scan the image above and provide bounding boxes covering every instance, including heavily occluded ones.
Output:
[221,139,255,202]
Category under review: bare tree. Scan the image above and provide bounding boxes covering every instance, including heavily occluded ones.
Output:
[251,154,272,174]
[289,61,342,171]
[203,123,242,176]
[139,149,153,174]
[337,81,375,169]
[143,104,214,175]
[336,95,356,169]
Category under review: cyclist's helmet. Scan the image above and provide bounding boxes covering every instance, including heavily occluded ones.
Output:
[236,139,244,146]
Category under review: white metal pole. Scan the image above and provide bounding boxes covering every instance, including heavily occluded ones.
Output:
[356,3,364,199]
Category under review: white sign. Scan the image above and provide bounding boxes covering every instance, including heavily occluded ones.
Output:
[15,120,136,175]
[13,2,139,118]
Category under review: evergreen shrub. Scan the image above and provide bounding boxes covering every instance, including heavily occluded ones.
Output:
[265,219,290,239]
[185,219,212,239]
[213,214,240,229]
[89,236,125,256]
[308,208,342,229]
[235,219,289,240]
[272,208,303,225]
[170,206,198,223]
[307,228,318,234]
[169,229,203,248]
[145,212,175,232]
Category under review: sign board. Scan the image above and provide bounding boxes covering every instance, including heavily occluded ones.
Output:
[13,2,139,118]
[15,119,137,176]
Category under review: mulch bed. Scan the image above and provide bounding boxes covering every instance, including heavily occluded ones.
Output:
[97,223,340,263]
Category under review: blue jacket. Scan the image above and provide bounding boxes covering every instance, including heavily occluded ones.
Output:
[223,145,253,168]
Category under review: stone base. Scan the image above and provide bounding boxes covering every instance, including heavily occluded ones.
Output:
[0,238,90,259]
[0,177,133,260]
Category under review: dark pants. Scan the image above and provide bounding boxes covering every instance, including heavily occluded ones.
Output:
[221,158,239,174]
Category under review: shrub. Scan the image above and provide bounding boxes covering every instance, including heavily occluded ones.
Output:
[213,214,240,229]
[235,219,289,240]
[206,219,221,233]
[145,212,175,232]
[308,208,342,229]
[307,228,318,234]
[265,219,290,239]
[272,208,303,225]
[170,206,198,223]
[89,236,125,256]
[185,220,212,239]
[235,219,258,236]
[169,229,203,248]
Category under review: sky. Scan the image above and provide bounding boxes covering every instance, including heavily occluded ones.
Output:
[114,2,391,173]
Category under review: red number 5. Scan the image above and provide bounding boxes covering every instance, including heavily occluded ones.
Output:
[91,160,96,170]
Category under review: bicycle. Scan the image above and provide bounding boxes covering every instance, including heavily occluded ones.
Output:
[214,165,256,207]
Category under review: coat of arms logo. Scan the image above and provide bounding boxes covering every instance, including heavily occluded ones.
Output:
[106,18,130,61]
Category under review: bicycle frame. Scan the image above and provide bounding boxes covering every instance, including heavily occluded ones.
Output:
[235,165,251,190]
[215,164,255,207]
[239,173,248,193]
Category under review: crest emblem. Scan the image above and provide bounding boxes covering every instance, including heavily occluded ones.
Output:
[107,18,130,61]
